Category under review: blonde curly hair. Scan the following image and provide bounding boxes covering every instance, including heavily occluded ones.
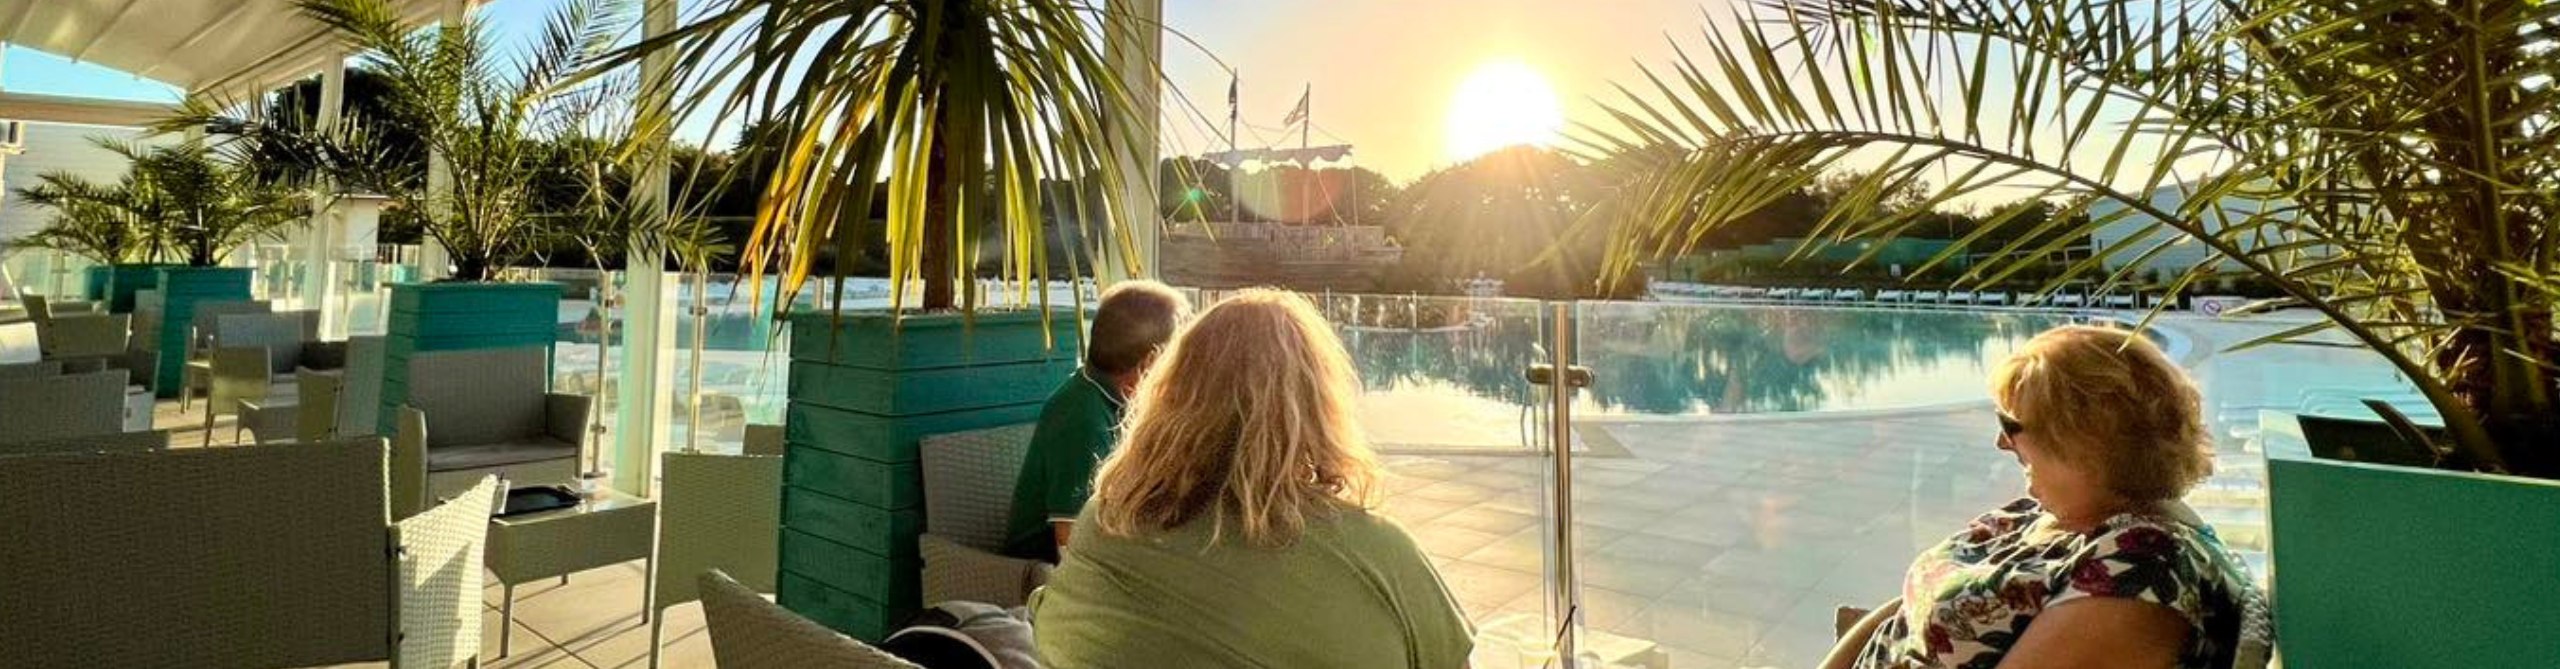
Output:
[1990,325,2213,502]
[1088,289,1380,547]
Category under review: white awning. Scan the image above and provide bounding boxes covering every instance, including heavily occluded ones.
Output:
[0,90,173,127]
[0,0,456,96]
[1203,144,1355,168]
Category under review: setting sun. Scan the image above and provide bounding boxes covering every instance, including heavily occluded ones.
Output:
[1443,60,1564,162]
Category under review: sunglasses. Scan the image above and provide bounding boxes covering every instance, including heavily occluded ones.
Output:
[1997,411,2026,437]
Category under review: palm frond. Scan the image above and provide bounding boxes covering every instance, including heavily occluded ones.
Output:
[1583,0,2560,471]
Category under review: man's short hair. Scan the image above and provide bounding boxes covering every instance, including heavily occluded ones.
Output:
[1086,280,1190,377]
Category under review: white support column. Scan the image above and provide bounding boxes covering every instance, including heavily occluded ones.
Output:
[417,0,467,281]
[302,54,347,335]
[1104,0,1163,282]
[612,0,678,496]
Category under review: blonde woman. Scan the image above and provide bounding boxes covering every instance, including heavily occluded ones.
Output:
[1028,289,1473,668]
[1828,325,2263,669]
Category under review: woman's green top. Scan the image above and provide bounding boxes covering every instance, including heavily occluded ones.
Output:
[1028,503,1474,668]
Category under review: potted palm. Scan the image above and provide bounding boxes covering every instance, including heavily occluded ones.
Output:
[611,0,1152,639]
[19,138,311,392]
[1580,3,2559,666]
[13,151,166,312]
[216,0,634,431]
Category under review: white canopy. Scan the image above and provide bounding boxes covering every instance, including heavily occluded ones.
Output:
[0,0,455,96]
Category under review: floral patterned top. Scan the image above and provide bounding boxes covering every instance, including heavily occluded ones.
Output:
[1854,498,2255,669]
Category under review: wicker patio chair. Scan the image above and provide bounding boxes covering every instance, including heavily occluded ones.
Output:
[203,346,281,445]
[0,439,393,667]
[339,335,385,438]
[177,300,271,409]
[298,367,346,443]
[0,359,62,378]
[394,347,588,503]
[0,370,125,445]
[698,569,922,669]
[37,312,130,364]
[917,423,1051,607]
[395,475,502,669]
[742,423,785,457]
[0,429,169,456]
[649,450,784,668]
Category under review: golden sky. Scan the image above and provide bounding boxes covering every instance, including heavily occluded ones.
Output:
[1161,0,1718,182]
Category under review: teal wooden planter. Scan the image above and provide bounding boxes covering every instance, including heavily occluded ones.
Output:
[777,308,1079,641]
[149,267,253,395]
[2269,420,2560,668]
[378,282,563,433]
[85,263,179,313]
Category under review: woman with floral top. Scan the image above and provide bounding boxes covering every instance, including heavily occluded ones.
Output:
[1824,325,2265,669]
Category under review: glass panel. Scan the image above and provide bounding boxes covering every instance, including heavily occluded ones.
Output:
[1566,302,2057,667]
[670,272,795,454]
[0,248,98,300]
[543,267,618,472]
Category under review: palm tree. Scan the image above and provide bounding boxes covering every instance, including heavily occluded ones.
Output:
[610,0,1156,312]
[16,168,152,265]
[169,0,635,281]
[17,138,309,267]
[1580,1,2560,475]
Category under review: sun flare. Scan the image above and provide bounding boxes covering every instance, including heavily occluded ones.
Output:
[1444,60,1565,162]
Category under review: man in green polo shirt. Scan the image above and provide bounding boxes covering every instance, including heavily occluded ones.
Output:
[1003,280,1189,562]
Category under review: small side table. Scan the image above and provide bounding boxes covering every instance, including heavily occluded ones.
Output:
[485,489,657,658]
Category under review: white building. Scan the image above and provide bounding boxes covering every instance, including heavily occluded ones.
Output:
[2087,181,2310,277]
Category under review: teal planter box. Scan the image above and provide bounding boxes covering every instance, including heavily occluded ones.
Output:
[778,571,912,643]
[788,309,1080,369]
[85,263,178,313]
[786,445,923,511]
[785,402,1044,464]
[783,486,922,558]
[780,528,920,606]
[787,358,1074,416]
[149,267,254,395]
[378,282,563,433]
[2269,421,2560,668]
[779,308,1079,638]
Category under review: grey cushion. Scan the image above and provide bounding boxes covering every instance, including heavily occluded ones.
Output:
[406,347,548,449]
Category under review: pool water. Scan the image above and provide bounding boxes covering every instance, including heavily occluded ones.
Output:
[1344,302,2066,449]
[560,279,2070,451]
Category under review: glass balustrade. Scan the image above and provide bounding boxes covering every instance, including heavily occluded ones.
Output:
[573,281,2322,668]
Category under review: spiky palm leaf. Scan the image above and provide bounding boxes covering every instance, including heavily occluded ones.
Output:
[16,170,152,264]
[1581,0,2560,473]
[18,137,309,267]
[162,0,635,280]
[603,0,1155,313]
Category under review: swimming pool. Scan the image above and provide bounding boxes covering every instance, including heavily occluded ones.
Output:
[1343,300,2067,449]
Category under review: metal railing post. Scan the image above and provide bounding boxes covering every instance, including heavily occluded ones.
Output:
[1536,300,1587,667]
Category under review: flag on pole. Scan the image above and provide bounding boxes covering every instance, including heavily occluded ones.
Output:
[1282,85,1309,127]
[1228,76,1239,108]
